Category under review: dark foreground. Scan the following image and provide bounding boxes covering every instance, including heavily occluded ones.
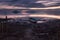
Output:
[0,19,60,40]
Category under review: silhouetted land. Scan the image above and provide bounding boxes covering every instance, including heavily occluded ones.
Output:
[0,19,60,40]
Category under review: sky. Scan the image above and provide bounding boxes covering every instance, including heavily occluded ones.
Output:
[0,0,60,2]
[0,0,59,6]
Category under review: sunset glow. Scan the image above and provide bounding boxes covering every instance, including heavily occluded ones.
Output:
[0,14,60,19]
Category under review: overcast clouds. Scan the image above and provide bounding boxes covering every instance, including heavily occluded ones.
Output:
[0,0,60,2]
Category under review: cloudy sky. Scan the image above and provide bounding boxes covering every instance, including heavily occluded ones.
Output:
[0,0,59,6]
[0,0,60,2]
